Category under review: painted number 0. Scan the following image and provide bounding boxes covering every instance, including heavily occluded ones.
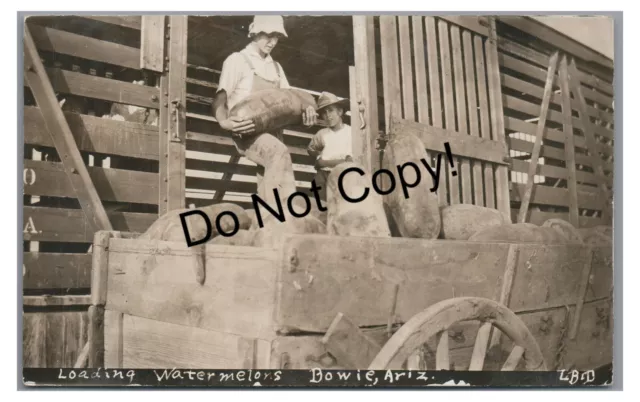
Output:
[23,168,36,186]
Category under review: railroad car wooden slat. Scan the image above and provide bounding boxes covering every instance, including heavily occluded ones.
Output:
[23,160,158,205]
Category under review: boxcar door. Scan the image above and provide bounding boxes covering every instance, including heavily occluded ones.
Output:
[351,15,511,218]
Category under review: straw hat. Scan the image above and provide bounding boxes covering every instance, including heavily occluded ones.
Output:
[248,15,288,38]
[316,91,350,112]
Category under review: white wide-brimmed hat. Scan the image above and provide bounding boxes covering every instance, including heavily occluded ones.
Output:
[248,15,288,38]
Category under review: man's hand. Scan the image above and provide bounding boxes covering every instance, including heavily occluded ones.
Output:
[219,116,256,135]
[302,106,318,127]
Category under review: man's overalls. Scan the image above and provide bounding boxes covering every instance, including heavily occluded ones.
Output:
[231,52,298,211]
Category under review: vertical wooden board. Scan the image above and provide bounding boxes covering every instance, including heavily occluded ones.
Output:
[140,16,165,72]
[562,299,613,370]
[450,25,473,204]
[411,16,430,123]
[462,31,485,206]
[277,236,510,332]
[349,67,365,170]
[590,247,613,299]
[121,314,249,369]
[104,309,123,368]
[437,19,456,131]
[486,19,511,217]
[91,231,112,306]
[438,19,460,205]
[438,20,460,205]
[23,312,46,368]
[397,16,415,121]
[45,312,65,367]
[88,305,105,368]
[158,75,169,216]
[165,15,187,211]
[63,312,80,367]
[105,240,278,339]
[437,153,448,206]
[508,245,596,311]
[559,56,580,226]
[379,15,402,127]
[474,35,496,209]
[424,17,443,128]
[352,16,380,173]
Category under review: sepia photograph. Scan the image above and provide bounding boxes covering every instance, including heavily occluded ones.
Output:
[18,11,618,388]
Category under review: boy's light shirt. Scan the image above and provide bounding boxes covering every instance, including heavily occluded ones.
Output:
[313,124,353,171]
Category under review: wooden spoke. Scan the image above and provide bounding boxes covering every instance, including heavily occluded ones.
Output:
[501,345,525,371]
[469,322,492,370]
[435,331,450,370]
[369,297,547,371]
[406,349,425,370]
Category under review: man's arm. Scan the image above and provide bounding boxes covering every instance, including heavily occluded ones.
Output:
[212,90,230,123]
[215,54,255,134]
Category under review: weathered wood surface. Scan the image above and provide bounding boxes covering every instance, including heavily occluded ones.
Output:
[497,17,614,73]
[117,314,271,369]
[81,16,142,30]
[23,160,158,205]
[23,252,92,289]
[508,245,610,312]
[23,310,89,368]
[277,235,510,332]
[504,118,613,165]
[275,235,611,333]
[516,51,559,224]
[510,183,602,210]
[103,309,123,368]
[23,207,156,243]
[322,313,382,369]
[24,67,160,109]
[24,27,114,233]
[23,295,91,306]
[162,15,188,212]
[29,23,139,69]
[509,209,603,229]
[140,16,165,72]
[24,106,159,160]
[562,298,613,370]
[390,118,509,166]
[105,238,279,339]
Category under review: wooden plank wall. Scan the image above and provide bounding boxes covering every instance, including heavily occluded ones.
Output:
[494,20,614,227]
[374,16,510,215]
[23,16,159,367]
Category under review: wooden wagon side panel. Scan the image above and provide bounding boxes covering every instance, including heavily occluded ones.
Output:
[275,235,512,333]
[103,238,280,340]
[103,312,272,369]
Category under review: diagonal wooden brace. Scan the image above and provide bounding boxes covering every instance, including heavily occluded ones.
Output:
[516,51,559,224]
[23,24,113,232]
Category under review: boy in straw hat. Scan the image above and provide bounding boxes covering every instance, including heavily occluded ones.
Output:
[213,15,317,210]
[307,91,353,202]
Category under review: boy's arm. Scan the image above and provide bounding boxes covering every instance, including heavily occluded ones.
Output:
[307,131,324,159]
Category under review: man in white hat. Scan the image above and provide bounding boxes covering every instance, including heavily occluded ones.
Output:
[213,15,317,209]
[307,91,353,201]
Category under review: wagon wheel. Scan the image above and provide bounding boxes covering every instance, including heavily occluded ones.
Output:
[369,297,547,371]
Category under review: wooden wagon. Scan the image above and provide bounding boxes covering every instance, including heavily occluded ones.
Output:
[86,228,612,371]
[22,14,614,370]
